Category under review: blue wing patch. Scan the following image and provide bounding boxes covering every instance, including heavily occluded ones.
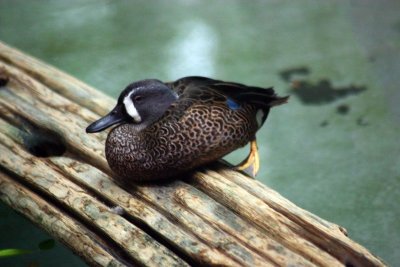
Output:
[226,98,240,110]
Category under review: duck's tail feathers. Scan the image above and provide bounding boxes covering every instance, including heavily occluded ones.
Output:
[235,89,289,109]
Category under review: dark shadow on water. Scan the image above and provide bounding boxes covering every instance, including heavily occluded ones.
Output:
[336,104,350,115]
[320,120,329,127]
[279,66,310,82]
[279,66,367,105]
[290,79,366,105]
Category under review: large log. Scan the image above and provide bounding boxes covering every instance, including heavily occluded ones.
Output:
[0,41,385,267]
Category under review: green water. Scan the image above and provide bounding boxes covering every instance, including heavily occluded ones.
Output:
[1,0,399,266]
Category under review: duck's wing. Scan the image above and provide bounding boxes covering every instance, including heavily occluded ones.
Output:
[166,76,288,109]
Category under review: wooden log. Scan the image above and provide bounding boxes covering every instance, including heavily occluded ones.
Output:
[0,172,127,267]
[0,41,385,267]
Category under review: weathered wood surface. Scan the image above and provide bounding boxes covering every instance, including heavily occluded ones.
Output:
[0,41,386,267]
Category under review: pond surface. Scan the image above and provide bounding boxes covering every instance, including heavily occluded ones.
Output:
[1,0,399,266]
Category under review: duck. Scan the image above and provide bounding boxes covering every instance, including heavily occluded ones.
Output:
[86,76,288,182]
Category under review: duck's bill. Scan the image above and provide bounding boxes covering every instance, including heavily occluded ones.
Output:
[86,105,127,133]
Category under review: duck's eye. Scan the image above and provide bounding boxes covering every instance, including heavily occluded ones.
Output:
[134,95,143,102]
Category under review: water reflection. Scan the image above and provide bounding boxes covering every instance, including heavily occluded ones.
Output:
[166,20,218,79]
[50,2,112,29]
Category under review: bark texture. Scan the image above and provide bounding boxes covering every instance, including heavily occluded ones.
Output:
[0,41,385,267]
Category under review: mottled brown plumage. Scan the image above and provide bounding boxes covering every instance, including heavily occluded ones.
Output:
[86,76,288,181]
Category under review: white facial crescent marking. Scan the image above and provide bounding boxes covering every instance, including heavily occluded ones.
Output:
[123,92,142,123]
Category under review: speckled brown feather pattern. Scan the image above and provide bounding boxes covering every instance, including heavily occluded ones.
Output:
[105,77,286,181]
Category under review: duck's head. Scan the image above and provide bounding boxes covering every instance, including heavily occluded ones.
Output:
[86,79,178,133]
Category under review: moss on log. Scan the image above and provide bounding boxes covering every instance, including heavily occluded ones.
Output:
[0,41,386,267]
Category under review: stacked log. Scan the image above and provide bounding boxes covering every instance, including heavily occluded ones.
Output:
[0,41,385,267]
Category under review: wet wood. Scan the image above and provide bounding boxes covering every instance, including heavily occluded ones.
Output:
[0,41,386,267]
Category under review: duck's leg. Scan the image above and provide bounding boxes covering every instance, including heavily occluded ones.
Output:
[235,138,259,178]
